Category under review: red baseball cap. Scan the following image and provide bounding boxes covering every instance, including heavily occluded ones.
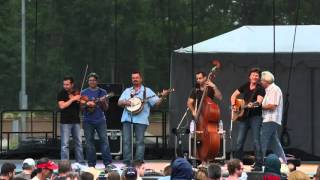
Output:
[36,160,58,170]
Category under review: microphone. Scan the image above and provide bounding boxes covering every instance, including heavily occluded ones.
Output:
[130,89,135,98]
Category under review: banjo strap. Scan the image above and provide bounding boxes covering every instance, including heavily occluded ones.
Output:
[143,86,146,100]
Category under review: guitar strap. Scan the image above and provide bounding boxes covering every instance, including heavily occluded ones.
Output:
[243,85,258,119]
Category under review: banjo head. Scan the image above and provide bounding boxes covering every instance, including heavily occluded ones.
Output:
[126,97,143,114]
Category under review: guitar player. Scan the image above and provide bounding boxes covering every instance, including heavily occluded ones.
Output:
[230,67,265,171]
[118,71,170,166]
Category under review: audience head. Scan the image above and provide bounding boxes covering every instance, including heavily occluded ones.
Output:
[80,172,94,180]
[34,157,58,179]
[107,171,120,180]
[264,154,281,176]
[132,160,145,177]
[58,160,72,175]
[22,158,36,171]
[195,167,207,180]
[163,164,171,176]
[65,172,79,180]
[0,162,16,180]
[227,159,243,177]
[171,158,193,180]
[207,163,222,180]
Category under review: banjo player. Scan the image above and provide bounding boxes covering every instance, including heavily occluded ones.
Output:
[118,71,170,166]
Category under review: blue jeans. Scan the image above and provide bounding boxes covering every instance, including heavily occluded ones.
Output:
[235,116,263,165]
[83,121,112,167]
[122,122,147,165]
[60,123,84,162]
[260,122,287,163]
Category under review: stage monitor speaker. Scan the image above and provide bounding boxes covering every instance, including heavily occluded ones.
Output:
[98,83,124,129]
[105,96,123,129]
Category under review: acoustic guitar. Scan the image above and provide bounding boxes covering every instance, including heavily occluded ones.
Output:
[231,99,259,121]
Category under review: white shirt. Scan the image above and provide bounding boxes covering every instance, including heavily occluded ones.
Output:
[262,83,283,125]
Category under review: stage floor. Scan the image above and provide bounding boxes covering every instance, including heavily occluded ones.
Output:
[1,160,319,178]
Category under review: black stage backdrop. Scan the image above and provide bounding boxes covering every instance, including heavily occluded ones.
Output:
[169,52,320,157]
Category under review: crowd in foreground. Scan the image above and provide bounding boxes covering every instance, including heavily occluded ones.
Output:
[0,154,320,180]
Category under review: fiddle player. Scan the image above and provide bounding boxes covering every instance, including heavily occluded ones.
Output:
[81,72,112,168]
[57,76,84,163]
[230,67,265,171]
[187,71,222,119]
[118,71,170,166]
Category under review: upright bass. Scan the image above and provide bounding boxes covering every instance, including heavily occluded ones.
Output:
[194,60,221,162]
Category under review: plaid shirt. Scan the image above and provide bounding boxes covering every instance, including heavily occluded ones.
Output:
[262,83,283,125]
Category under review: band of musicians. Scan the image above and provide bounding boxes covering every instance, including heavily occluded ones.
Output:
[57,63,287,178]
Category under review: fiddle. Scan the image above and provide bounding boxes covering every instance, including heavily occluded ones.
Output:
[67,89,96,111]
[68,89,81,102]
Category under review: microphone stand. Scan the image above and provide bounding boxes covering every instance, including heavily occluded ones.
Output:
[129,90,135,164]
[229,118,234,159]
[173,107,190,158]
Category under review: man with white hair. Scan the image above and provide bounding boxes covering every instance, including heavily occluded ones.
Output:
[260,71,286,163]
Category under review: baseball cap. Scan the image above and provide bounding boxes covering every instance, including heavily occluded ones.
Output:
[36,160,58,170]
[22,158,36,169]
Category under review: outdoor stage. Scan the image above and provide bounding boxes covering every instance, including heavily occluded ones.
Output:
[1,160,319,179]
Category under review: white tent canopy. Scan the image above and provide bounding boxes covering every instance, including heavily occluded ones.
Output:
[175,25,320,53]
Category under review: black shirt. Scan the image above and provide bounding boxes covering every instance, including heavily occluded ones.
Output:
[57,90,80,124]
[238,82,265,118]
[189,87,215,107]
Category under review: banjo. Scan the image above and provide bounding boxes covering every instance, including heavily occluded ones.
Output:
[126,88,174,114]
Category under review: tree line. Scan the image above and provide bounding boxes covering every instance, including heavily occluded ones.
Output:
[1,0,319,109]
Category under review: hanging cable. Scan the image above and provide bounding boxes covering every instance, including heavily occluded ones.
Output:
[281,0,301,147]
[272,0,276,74]
[191,0,194,86]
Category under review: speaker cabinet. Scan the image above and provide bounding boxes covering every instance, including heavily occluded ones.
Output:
[98,83,124,130]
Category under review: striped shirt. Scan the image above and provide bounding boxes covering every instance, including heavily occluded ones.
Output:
[262,83,283,125]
